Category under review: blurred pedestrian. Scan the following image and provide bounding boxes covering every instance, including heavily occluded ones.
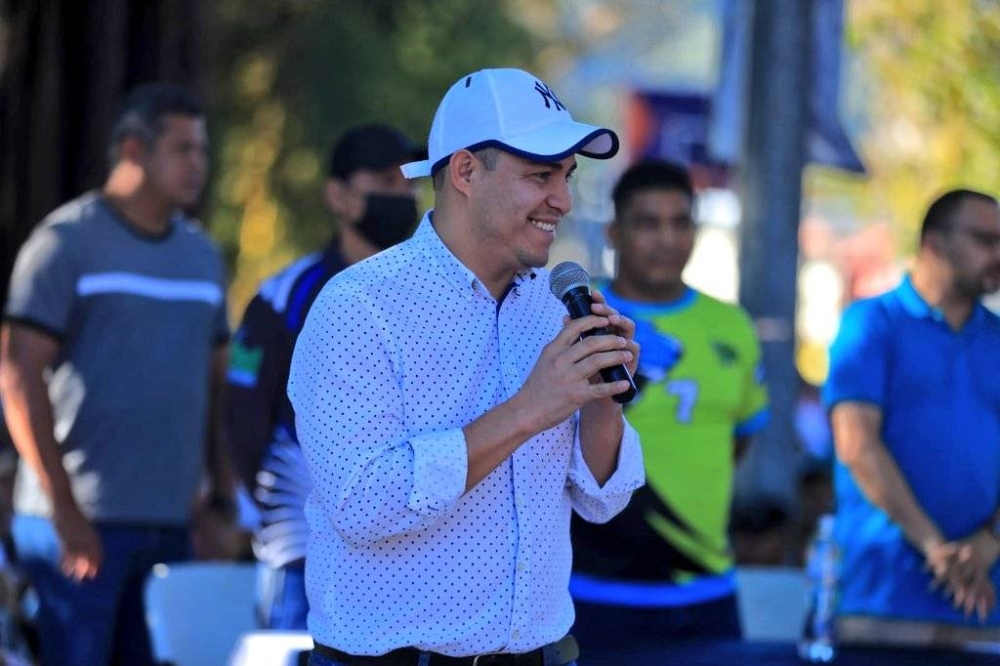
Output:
[570,160,769,652]
[0,82,234,666]
[225,123,423,630]
[825,188,1000,644]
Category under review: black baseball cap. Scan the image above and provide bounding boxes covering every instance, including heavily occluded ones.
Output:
[328,124,426,179]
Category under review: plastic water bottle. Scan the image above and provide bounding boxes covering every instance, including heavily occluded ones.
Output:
[798,513,839,663]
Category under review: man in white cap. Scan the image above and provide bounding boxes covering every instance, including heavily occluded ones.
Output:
[289,68,645,665]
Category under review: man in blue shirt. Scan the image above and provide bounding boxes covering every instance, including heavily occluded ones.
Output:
[824,188,1000,645]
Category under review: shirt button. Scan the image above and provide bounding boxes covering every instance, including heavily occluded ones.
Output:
[517,561,525,572]
[512,630,520,640]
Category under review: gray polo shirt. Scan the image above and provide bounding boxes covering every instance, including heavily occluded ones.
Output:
[5,192,229,525]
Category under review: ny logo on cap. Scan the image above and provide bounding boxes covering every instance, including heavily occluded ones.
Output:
[534,81,566,111]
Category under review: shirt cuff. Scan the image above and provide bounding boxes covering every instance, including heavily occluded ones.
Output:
[567,416,645,497]
[407,428,468,516]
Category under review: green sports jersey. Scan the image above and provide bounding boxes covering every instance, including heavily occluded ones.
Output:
[573,286,768,585]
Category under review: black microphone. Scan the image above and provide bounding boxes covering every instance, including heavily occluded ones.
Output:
[549,261,638,404]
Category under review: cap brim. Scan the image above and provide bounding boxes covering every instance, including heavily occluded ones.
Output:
[401,159,431,179]
[503,122,619,164]
[400,122,619,179]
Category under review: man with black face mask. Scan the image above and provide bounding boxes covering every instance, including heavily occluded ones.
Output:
[225,124,422,630]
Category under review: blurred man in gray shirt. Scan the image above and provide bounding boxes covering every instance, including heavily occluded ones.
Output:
[0,82,233,666]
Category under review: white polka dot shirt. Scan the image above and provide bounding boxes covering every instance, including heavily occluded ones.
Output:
[288,212,644,656]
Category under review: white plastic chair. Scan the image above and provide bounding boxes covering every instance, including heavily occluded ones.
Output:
[228,630,313,666]
[144,561,258,666]
[736,565,808,642]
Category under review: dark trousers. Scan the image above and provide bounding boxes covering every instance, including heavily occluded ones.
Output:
[571,593,741,659]
[12,515,191,666]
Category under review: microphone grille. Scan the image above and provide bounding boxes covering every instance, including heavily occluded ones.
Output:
[549,261,590,299]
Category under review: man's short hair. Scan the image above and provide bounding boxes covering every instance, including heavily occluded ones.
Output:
[612,159,693,214]
[432,146,500,192]
[920,188,998,243]
[107,82,204,164]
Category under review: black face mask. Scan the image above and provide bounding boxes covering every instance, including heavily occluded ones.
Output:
[355,194,419,250]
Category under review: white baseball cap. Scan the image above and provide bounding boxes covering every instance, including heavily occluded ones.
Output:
[401,68,619,179]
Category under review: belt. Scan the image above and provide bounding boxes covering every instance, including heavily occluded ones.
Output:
[312,634,579,666]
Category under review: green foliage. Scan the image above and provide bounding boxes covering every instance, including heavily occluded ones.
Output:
[810,1,1000,249]
[205,0,543,314]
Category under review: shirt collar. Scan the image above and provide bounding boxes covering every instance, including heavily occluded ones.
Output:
[896,274,937,320]
[600,281,697,317]
[413,210,534,301]
[414,211,481,296]
[896,273,989,328]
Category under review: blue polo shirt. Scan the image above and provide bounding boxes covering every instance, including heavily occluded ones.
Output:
[823,276,1000,625]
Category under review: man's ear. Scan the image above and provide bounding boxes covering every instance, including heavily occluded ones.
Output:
[448,150,477,195]
[117,135,146,164]
[326,177,367,224]
[325,179,349,218]
[923,230,946,256]
[606,217,620,249]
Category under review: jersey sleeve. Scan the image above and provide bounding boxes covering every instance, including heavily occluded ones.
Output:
[225,294,290,490]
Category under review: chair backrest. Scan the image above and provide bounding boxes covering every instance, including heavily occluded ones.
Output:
[228,630,314,666]
[736,565,808,642]
[145,561,258,666]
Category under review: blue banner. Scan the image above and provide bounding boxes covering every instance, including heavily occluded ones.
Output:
[706,0,865,173]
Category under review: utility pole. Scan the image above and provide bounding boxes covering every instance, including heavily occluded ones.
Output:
[735,0,810,510]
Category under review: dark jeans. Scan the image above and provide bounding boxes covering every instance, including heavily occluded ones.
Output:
[571,593,741,659]
[256,559,309,629]
[11,515,191,666]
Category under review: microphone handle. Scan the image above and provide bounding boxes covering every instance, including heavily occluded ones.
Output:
[562,289,638,404]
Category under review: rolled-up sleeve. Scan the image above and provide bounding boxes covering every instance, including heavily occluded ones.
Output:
[289,281,467,547]
[567,417,644,524]
[408,429,468,514]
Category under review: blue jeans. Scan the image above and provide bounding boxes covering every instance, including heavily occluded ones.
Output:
[11,515,191,666]
[256,559,309,629]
